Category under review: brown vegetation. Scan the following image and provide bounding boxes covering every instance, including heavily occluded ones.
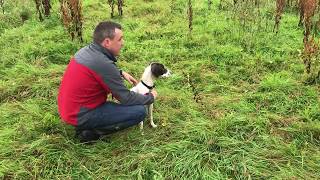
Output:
[188,0,193,33]
[303,37,319,80]
[298,0,317,30]
[299,0,319,82]
[117,0,123,16]
[274,0,286,33]
[60,0,83,42]
[107,0,115,18]
[286,0,299,7]
[107,0,124,18]
[0,0,4,14]
[34,0,51,21]
[233,0,260,7]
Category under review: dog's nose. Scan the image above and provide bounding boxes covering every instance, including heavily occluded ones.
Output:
[161,70,171,78]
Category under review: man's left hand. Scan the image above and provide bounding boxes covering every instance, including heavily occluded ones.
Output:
[122,71,138,85]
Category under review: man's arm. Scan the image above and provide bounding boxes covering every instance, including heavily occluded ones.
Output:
[121,70,138,85]
[97,63,154,105]
[121,70,158,98]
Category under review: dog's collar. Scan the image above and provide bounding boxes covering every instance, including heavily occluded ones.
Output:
[141,80,155,90]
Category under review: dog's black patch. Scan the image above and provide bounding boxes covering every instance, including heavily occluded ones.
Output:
[151,63,167,78]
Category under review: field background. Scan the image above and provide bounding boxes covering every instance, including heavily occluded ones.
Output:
[0,0,319,179]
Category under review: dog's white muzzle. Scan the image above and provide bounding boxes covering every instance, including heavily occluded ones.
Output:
[161,69,171,78]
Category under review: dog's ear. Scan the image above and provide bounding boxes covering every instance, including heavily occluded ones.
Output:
[151,63,167,78]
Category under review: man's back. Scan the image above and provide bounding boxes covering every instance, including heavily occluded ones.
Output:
[58,44,114,125]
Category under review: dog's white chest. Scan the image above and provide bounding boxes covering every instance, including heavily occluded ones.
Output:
[131,82,150,95]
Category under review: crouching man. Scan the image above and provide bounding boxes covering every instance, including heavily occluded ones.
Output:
[57,21,157,143]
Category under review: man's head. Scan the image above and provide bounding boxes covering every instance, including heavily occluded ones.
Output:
[93,21,124,56]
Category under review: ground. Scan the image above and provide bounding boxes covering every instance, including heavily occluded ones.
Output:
[0,0,319,179]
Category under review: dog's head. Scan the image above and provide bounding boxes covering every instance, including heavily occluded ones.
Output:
[150,62,171,78]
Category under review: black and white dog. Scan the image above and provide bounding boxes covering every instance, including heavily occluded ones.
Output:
[131,62,171,129]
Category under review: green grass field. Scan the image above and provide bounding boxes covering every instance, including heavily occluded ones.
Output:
[0,0,319,179]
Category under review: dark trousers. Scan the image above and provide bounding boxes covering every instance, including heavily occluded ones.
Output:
[76,102,146,135]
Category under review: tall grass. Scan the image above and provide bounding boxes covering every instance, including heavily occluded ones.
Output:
[0,0,319,179]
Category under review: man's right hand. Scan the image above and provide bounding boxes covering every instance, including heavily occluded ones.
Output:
[150,89,157,99]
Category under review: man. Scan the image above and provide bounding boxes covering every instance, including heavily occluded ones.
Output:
[58,21,157,143]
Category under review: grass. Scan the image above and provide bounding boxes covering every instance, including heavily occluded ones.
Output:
[0,0,319,179]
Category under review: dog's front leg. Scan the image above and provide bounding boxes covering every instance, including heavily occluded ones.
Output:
[139,121,144,130]
[149,103,157,128]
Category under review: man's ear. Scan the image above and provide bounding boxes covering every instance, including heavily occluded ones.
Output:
[102,38,111,47]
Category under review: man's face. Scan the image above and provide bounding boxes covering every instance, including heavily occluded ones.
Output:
[102,28,124,56]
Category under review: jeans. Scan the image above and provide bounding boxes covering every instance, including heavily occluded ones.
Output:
[77,102,146,135]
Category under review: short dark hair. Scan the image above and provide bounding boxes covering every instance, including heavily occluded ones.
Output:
[93,21,122,44]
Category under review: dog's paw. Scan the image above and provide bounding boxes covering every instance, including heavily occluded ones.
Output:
[139,121,144,129]
[151,123,157,128]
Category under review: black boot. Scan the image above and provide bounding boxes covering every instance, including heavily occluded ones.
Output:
[76,129,101,144]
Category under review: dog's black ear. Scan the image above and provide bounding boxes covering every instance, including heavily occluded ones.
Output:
[151,63,167,78]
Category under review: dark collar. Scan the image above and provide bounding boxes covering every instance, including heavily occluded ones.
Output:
[91,42,117,62]
[141,80,155,90]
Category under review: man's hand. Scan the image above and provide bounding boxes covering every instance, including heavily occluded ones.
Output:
[150,89,157,99]
[122,71,138,85]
